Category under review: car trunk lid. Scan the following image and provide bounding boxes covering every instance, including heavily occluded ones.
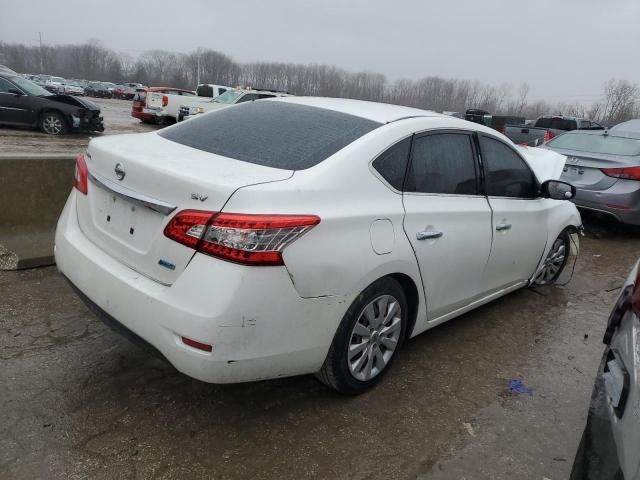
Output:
[76,132,293,285]
[552,149,636,190]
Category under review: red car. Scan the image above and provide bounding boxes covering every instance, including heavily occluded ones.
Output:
[113,85,135,100]
[131,87,195,123]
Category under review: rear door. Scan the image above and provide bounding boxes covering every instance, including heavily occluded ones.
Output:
[402,130,493,320]
[479,135,547,290]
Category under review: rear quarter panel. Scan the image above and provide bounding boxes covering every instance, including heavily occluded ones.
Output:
[220,120,430,335]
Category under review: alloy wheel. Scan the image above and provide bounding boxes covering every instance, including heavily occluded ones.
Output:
[42,115,63,135]
[534,237,567,285]
[348,294,402,381]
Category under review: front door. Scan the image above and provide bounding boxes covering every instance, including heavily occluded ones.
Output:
[402,130,493,320]
[0,78,33,126]
[478,134,547,290]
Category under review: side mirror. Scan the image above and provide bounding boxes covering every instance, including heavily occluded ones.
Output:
[7,88,23,96]
[541,179,576,200]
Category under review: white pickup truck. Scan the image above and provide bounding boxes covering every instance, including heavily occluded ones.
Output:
[145,83,231,124]
[177,88,291,122]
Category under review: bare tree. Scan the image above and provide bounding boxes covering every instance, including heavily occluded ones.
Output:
[597,79,639,124]
[2,40,639,126]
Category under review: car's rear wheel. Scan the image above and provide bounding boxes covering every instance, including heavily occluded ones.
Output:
[317,277,407,395]
[532,231,571,286]
[39,112,68,135]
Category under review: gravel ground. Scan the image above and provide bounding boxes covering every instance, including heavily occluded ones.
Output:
[0,97,159,154]
[1,214,639,480]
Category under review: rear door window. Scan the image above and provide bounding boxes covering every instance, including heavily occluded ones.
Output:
[133,89,147,102]
[536,117,577,130]
[196,85,214,97]
[158,101,381,170]
[404,133,478,195]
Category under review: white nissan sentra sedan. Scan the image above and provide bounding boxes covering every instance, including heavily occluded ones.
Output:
[55,97,581,394]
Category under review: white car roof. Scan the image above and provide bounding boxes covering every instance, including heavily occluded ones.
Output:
[274,96,443,124]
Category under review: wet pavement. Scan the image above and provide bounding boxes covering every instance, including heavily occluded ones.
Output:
[0,98,158,154]
[1,215,639,480]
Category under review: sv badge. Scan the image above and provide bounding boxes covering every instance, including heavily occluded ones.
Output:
[191,192,209,202]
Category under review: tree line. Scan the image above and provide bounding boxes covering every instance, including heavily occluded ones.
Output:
[1,41,638,125]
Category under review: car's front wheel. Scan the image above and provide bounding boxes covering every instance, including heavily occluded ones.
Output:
[317,277,407,395]
[39,111,69,135]
[531,231,571,286]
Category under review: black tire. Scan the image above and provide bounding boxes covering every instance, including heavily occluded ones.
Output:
[531,231,571,286]
[39,111,69,135]
[316,277,408,395]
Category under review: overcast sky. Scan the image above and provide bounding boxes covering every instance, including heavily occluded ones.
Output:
[1,0,639,101]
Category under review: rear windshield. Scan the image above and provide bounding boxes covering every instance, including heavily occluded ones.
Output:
[535,117,578,130]
[196,84,214,97]
[158,101,381,170]
[134,89,146,101]
[547,133,640,156]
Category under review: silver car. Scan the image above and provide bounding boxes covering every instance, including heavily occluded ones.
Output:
[571,260,640,479]
[544,130,640,225]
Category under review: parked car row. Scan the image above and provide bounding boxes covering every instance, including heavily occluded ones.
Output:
[177,87,291,121]
[464,109,605,147]
[129,82,291,124]
[505,115,604,146]
[21,73,146,99]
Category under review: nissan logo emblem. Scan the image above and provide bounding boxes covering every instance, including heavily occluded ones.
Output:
[114,163,126,181]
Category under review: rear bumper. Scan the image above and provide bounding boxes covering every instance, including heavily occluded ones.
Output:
[131,110,153,122]
[54,191,348,384]
[573,180,640,225]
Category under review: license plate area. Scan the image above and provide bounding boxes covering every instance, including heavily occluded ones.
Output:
[563,165,583,179]
[91,187,164,253]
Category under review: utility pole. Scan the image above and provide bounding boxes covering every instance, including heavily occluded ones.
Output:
[38,32,43,73]
[197,54,200,85]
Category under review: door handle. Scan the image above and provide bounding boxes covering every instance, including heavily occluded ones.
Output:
[416,230,443,240]
[496,223,512,231]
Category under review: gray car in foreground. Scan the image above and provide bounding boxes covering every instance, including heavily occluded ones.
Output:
[571,260,640,479]
[544,130,640,225]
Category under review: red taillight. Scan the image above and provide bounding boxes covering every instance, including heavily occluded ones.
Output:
[163,210,320,266]
[543,130,556,143]
[633,268,640,318]
[601,166,640,181]
[162,95,168,107]
[74,152,88,195]
[181,336,213,352]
